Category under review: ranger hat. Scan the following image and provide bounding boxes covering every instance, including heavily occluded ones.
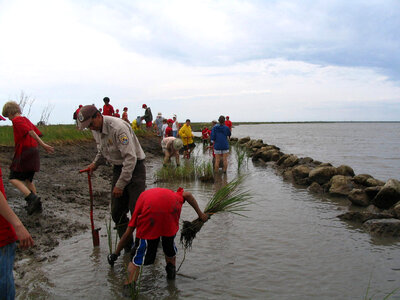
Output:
[173,138,183,150]
[77,105,99,130]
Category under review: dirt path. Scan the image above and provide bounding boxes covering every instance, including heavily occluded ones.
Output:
[0,133,163,289]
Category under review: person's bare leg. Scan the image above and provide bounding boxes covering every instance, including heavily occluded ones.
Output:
[25,180,37,194]
[9,179,31,197]
[125,262,140,284]
[175,153,180,166]
[222,153,228,173]
[165,255,176,265]
[214,155,221,172]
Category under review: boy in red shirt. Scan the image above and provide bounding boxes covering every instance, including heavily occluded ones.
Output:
[201,126,211,145]
[114,109,120,118]
[102,97,115,116]
[0,165,34,298]
[2,101,54,214]
[165,119,174,137]
[107,188,208,291]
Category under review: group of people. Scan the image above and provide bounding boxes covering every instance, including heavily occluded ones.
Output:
[0,101,211,298]
[1,98,233,298]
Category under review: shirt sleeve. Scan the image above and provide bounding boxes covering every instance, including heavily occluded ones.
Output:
[114,128,137,190]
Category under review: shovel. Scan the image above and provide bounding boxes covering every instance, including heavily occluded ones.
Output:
[79,168,101,247]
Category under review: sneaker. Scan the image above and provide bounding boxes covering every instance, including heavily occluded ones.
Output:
[165,263,176,280]
[26,195,42,215]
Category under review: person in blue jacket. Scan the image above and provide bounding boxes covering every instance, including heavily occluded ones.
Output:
[210,115,231,173]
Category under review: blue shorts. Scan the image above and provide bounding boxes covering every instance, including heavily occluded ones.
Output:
[131,236,177,266]
[0,242,16,300]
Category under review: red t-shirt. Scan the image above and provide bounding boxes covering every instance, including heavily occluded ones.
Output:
[0,166,18,247]
[128,188,185,239]
[202,128,210,139]
[225,120,232,130]
[114,113,120,118]
[11,116,42,172]
[165,126,173,137]
[103,104,114,116]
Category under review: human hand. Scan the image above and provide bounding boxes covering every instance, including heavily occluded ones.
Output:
[14,224,34,249]
[44,144,55,154]
[113,186,123,198]
[199,212,209,222]
[107,253,120,266]
[87,163,97,175]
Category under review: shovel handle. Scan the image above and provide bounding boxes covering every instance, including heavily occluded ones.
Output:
[79,168,91,173]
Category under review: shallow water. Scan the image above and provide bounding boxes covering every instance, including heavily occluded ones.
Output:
[23,127,400,299]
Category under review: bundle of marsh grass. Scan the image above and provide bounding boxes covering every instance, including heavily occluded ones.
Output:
[196,161,214,182]
[180,175,252,250]
[155,160,196,182]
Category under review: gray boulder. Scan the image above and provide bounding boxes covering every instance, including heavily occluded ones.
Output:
[336,165,355,177]
[353,174,373,186]
[308,182,323,194]
[394,202,400,218]
[261,150,280,162]
[329,175,354,196]
[281,155,299,168]
[277,154,290,166]
[365,186,382,199]
[338,211,393,223]
[298,157,314,165]
[239,137,250,144]
[363,219,400,236]
[348,189,370,207]
[365,177,385,187]
[308,166,337,185]
[373,179,400,209]
[292,165,311,185]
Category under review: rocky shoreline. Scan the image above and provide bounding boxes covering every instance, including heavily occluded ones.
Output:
[232,136,400,237]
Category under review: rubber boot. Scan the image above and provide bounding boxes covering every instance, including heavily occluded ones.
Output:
[165,263,176,280]
[25,192,42,215]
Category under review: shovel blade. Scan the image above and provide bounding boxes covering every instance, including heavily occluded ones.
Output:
[92,228,100,247]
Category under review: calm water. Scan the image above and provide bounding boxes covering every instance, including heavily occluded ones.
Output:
[25,123,400,299]
[232,122,400,181]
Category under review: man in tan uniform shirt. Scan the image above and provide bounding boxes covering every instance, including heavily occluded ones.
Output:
[77,105,146,245]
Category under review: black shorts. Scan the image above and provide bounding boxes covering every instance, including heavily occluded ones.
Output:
[131,236,177,266]
[9,170,35,182]
[183,143,195,151]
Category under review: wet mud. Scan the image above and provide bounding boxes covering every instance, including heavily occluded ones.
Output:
[0,134,163,295]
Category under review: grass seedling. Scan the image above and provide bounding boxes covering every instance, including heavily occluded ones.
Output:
[180,175,252,250]
[234,143,249,173]
[196,161,214,182]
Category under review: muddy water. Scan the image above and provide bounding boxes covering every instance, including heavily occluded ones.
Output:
[21,144,400,299]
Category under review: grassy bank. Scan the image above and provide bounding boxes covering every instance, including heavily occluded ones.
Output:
[0,124,152,146]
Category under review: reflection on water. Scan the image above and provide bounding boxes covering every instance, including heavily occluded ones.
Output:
[23,142,400,300]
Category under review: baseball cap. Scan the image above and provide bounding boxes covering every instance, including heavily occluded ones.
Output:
[77,105,99,130]
[142,104,147,108]
[167,118,173,123]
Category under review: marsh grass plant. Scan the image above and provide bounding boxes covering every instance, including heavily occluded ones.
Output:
[180,175,252,250]
[234,143,249,172]
[364,274,399,300]
[195,161,214,182]
[125,264,143,299]
[105,217,119,254]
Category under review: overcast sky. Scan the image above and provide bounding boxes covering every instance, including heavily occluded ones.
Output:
[0,0,399,124]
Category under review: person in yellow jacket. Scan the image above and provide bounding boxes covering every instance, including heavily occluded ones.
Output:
[178,119,195,158]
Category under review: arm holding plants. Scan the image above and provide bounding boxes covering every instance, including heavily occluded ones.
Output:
[29,130,54,153]
[183,191,209,222]
[107,226,135,266]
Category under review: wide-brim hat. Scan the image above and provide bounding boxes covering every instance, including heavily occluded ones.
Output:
[173,138,183,150]
[77,105,99,130]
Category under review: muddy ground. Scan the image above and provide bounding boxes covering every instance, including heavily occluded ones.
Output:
[0,133,163,291]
